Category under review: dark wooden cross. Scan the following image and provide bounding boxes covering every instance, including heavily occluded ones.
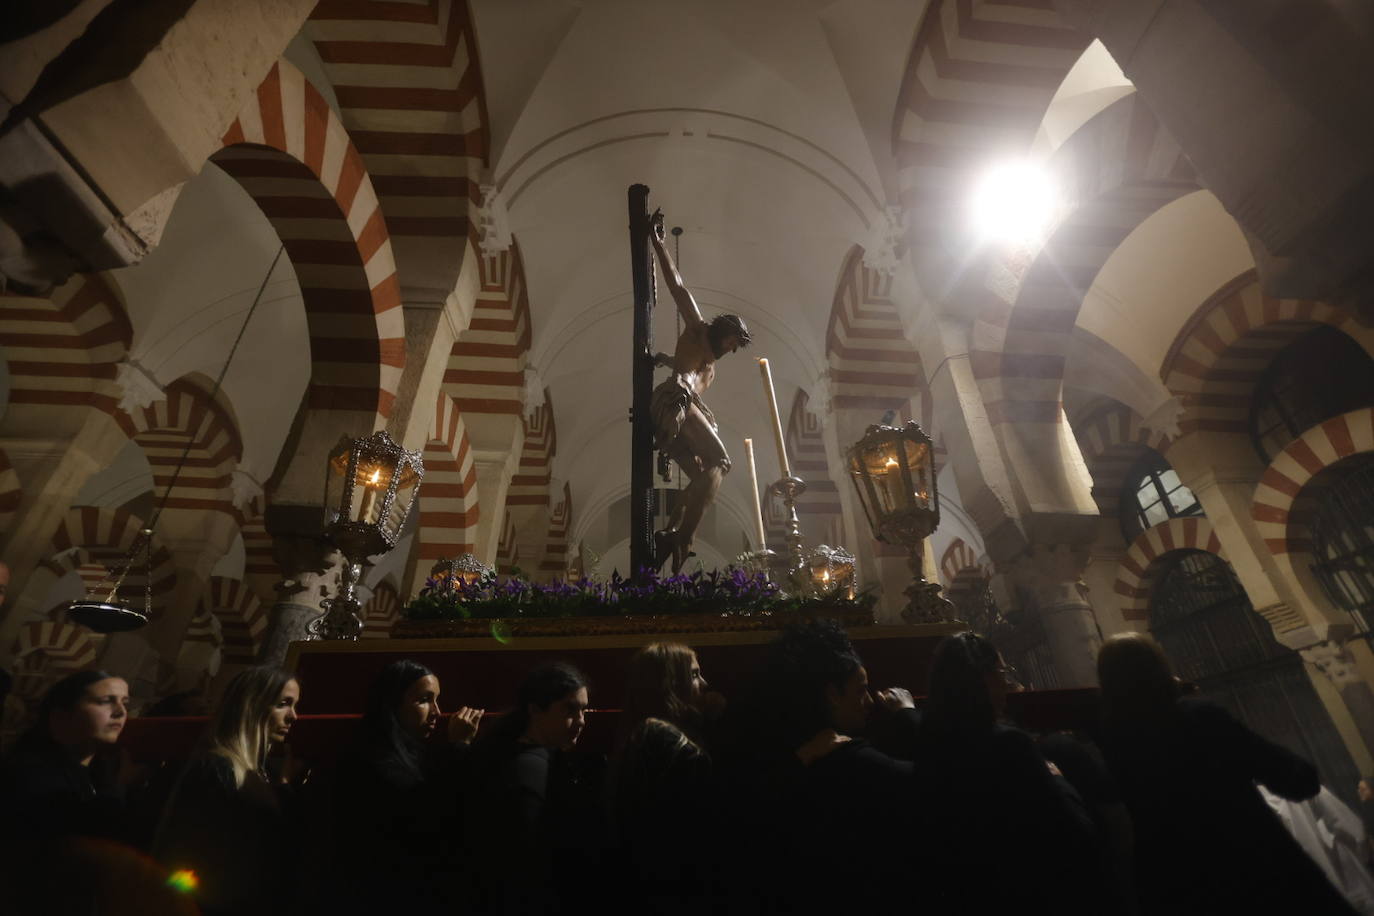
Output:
[627,185,655,578]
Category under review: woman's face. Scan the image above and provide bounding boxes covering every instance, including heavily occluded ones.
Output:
[267,679,300,744]
[827,665,872,735]
[53,677,130,753]
[985,655,1011,718]
[397,674,442,740]
[527,686,589,749]
[687,654,708,706]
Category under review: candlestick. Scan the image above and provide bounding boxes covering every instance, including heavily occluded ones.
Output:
[757,358,791,478]
[744,438,767,549]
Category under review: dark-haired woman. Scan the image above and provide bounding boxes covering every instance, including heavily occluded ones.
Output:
[0,671,133,913]
[913,631,1106,915]
[465,662,599,914]
[324,659,481,912]
[613,643,721,909]
[716,620,918,910]
[153,666,303,916]
[1097,632,1356,915]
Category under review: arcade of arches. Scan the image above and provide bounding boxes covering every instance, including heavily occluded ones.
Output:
[2,2,1374,792]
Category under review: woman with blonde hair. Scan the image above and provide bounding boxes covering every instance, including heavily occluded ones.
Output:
[154,666,302,916]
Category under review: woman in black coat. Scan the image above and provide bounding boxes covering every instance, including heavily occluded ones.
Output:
[1097,632,1356,915]
[0,670,134,915]
[464,662,599,914]
[321,659,481,913]
[912,631,1106,916]
[153,666,303,916]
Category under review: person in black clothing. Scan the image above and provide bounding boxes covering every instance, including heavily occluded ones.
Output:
[613,642,722,911]
[715,620,918,912]
[913,631,1105,916]
[1097,632,1357,915]
[316,659,482,914]
[153,665,303,916]
[0,670,134,914]
[464,662,599,914]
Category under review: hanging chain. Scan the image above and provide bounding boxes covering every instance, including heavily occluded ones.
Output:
[105,245,286,598]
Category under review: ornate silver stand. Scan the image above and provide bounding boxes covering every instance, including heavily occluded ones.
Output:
[900,540,955,624]
[770,475,812,595]
[307,559,365,640]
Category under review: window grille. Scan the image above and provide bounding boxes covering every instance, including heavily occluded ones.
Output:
[1309,457,1374,643]
[1149,550,1359,806]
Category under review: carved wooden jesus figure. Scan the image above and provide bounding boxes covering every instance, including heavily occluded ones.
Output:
[648,209,751,572]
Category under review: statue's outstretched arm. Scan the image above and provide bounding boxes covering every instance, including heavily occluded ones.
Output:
[650,210,704,327]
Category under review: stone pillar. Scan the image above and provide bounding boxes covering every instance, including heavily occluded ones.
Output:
[1007,544,1104,687]
[1300,639,1374,775]
[255,509,339,668]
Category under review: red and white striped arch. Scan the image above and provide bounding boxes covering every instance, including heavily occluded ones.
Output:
[538,482,573,579]
[416,392,480,566]
[971,95,1197,426]
[506,393,557,566]
[765,390,842,548]
[307,0,489,298]
[31,507,178,624]
[1073,399,1173,514]
[115,377,242,515]
[1113,517,1226,623]
[214,59,403,427]
[894,1,1088,265]
[826,246,929,428]
[1161,272,1369,439]
[496,510,519,575]
[0,447,21,532]
[201,576,267,664]
[445,244,533,437]
[9,621,99,706]
[940,537,985,586]
[0,273,131,434]
[1252,407,1374,581]
[238,507,281,608]
[363,581,401,639]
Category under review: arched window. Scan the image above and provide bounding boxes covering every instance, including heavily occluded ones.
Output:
[1309,456,1374,642]
[1119,450,1202,544]
[1149,550,1358,803]
[1249,326,1374,462]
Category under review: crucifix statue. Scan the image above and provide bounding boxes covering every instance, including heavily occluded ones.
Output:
[626,186,751,576]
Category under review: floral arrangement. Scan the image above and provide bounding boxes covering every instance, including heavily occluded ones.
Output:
[403,566,875,622]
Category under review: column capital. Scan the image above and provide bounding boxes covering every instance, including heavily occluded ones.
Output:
[1299,639,1365,687]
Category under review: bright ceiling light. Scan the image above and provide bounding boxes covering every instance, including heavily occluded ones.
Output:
[969,161,1058,243]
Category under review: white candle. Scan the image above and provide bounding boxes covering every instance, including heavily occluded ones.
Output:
[744,438,767,550]
[757,358,791,478]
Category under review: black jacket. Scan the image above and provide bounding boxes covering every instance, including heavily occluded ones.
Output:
[1102,697,1356,915]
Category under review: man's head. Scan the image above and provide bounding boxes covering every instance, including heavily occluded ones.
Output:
[707,313,752,359]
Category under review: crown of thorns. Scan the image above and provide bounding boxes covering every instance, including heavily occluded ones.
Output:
[710,313,752,346]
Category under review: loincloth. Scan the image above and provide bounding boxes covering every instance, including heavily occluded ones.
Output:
[651,376,725,469]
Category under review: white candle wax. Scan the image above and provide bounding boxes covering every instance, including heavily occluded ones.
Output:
[757,358,792,478]
[744,438,767,550]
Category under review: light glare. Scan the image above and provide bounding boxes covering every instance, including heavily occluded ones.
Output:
[970,162,1057,243]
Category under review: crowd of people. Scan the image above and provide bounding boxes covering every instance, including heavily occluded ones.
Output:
[1,621,1372,915]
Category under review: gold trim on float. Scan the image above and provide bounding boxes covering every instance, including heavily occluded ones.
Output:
[283,622,966,672]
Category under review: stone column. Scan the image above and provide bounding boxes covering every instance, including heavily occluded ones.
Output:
[1007,544,1104,687]
[255,508,339,668]
[1300,639,1374,775]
